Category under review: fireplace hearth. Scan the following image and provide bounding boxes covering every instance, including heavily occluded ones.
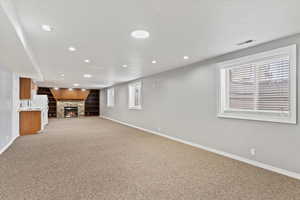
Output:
[64,107,78,118]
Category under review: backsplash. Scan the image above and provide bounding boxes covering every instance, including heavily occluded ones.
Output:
[20,99,32,108]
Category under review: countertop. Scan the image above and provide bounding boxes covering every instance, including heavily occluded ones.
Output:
[18,107,43,112]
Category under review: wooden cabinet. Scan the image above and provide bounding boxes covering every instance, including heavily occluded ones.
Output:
[20,78,32,99]
[20,77,37,99]
[20,111,41,135]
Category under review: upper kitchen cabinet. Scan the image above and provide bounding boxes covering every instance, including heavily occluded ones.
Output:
[20,78,37,99]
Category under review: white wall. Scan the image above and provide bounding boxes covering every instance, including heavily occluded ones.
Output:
[0,68,19,154]
[100,34,300,175]
[11,73,19,139]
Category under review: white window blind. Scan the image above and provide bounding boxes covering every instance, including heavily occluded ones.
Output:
[107,88,114,107]
[128,81,142,109]
[229,56,289,112]
[229,64,256,110]
[218,45,296,124]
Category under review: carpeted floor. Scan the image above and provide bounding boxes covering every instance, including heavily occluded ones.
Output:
[0,117,300,200]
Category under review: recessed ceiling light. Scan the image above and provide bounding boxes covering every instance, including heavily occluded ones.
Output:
[61,74,65,77]
[83,74,92,78]
[81,88,86,91]
[41,24,52,32]
[54,87,59,90]
[131,30,150,39]
[84,59,91,63]
[73,83,79,87]
[152,60,157,64]
[68,46,76,52]
[183,56,189,60]
[122,64,128,68]
[68,88,73,91]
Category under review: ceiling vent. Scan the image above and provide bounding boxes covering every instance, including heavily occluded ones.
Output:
[237,40,254,46]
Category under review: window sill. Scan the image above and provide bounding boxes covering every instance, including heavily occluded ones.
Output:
[217,112,296,124]
[128,106,142,110]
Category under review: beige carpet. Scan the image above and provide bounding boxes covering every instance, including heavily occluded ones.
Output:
[0,117,300,200]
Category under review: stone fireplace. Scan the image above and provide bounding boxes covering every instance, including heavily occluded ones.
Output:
[57,101,85,118]
[64,107,78,118]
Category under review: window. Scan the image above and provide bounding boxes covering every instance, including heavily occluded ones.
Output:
[128,81,142,109]
[107,88,115,107]
[218,45,297,124]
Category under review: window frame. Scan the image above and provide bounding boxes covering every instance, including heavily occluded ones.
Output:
[106,88,115,108]
[217,45,297,124]
[128,81,142,110]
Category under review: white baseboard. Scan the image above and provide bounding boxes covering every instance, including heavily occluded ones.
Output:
[0,135,18,154]
[101,115,300,180]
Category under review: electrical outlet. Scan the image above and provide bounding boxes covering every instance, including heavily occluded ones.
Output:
[6,136,10,141]
[250,148,256,156]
